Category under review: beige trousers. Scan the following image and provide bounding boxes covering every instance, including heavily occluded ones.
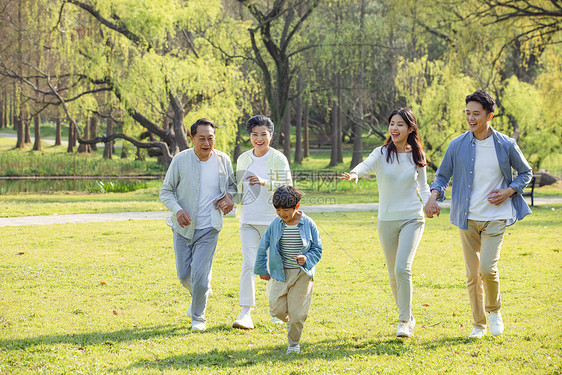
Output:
[378,218,425,322]
[269,268,313,346]
[459,219,506,329]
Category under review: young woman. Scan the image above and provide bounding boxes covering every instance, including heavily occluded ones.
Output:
[341,108,430,337]
[233,115,292,330]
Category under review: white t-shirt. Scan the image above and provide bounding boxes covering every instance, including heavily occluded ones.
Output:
[195,152,221,229]
[239,150,277,225]
[468,136,514,221]
[351,147,431,221]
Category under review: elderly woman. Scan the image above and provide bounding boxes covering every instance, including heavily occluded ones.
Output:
[232,115,292,330]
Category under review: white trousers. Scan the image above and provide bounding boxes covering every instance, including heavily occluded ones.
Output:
[239,224,268,307]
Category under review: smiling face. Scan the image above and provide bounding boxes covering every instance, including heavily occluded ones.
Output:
[190,125,215,161]
[388,114,413,149]
[466,101,494,140]
[275,203,300,225]
[249,125,273,157]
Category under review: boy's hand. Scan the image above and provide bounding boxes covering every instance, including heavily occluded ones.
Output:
[259,274,271,281]
[296,255,306,266]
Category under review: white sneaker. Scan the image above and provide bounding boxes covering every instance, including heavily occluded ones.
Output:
[286,344,300,354]
[396,321,413,338]
[409,316,416,329]
[468,327,486,338]
[270,316,284,324]
[488,312,504,336]
[191,320,206,331]
[232,314,254,330]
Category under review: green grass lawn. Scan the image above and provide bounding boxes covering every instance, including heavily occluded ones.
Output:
[1,208,561,374]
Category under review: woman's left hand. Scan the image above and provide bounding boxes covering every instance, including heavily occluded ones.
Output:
[246,175,266,186]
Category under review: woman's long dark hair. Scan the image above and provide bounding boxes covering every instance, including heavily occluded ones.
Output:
[382,108,428,168]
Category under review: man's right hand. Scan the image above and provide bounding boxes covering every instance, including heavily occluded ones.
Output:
[176,210,192,228]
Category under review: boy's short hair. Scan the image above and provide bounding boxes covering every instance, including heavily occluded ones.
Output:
[272,185,304,209]
[465,90,496,114]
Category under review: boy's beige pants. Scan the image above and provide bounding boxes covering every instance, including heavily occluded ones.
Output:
[459,219,506,329]
[269,268,313,346]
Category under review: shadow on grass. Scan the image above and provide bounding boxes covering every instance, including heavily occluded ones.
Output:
[119,336,471,372]
[0,324,189,350]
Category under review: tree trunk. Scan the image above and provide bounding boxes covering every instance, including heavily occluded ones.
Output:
[170,93,188,152]
[24,117,31,143]
[77,122,91,153]
[0,91,4,128]
[32,113,41,151]
[55,117,62,146]
[67,119,74,152]
[135,147,145,161]
[336,73,343,164]
[282,101,291,162]
[329,97,338,167]
[103,117,113,159]
[350,0,366,169]
[15,108,24,149]
[303,101,309,158]
[294,75,303,164]
[233,120,243,162]
[11,84,16,130]
[89,116,97,151]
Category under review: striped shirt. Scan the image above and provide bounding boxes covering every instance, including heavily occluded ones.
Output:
[279,224,302,269]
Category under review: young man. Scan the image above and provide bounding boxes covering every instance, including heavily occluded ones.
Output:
[424,90,532,338]
[160,118,236,331]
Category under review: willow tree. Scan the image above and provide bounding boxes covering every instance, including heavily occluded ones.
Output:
[52,0,250,161]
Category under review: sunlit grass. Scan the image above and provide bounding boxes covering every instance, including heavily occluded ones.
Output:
[1,208,560,374]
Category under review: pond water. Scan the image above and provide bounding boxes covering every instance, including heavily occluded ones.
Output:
[0,177,163,194]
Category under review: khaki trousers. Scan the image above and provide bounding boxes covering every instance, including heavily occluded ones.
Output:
[459,219,506,329]
[269,268,313,346]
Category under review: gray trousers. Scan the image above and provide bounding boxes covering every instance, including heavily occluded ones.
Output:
[173,227,219,323]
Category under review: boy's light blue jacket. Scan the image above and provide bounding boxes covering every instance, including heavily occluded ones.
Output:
[254,212,322,281]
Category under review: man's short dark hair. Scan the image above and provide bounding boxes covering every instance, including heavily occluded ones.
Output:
[190,118,216,136]
[465,90,496,114]
[272,185,304,209]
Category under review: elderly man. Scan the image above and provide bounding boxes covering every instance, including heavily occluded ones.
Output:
[160,118,236,331]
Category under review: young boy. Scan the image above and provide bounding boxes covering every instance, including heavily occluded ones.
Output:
[254,185,323,354]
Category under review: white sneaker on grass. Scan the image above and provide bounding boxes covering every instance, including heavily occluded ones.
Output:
[191,320,206,331]
[468,327,486,338]
[232,314,254,330]
[396,322,413,338]
[488,311,504,336]
[286,344,300,354]
[270,316,284,324]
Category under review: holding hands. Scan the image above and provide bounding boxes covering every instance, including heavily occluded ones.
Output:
[424,191,441,218]
[216,193,235,215]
